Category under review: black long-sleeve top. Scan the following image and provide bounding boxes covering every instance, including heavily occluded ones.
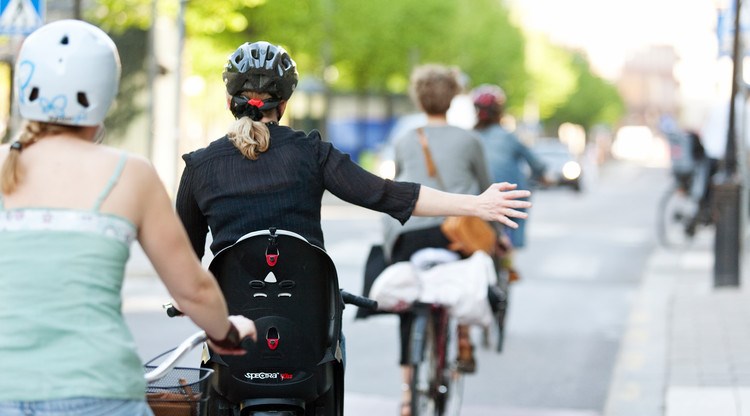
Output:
[176,123,420,257]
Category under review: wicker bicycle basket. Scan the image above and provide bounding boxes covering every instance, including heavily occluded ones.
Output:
[144,365,214,416]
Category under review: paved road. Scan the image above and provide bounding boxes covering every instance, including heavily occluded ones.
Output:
[124,160,669,415]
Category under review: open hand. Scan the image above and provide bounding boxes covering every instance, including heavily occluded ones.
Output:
[476,182,532,229]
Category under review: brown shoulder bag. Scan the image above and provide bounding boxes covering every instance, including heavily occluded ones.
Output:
[416,128,497,256]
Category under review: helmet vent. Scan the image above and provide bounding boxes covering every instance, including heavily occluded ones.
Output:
[251,49,259,59]
[28,87,39,102]
[76,92,90,108]
[60,35,69,45]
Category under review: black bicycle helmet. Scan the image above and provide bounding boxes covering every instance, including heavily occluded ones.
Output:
[222,41,298,100]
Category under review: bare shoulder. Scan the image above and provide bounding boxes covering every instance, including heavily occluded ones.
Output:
[96,148,163,197]
[121,151,156,174]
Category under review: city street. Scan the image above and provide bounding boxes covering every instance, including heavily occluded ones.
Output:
[123,159,669,415]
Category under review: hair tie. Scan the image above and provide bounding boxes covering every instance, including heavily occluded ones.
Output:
[9,141,22,152]
[229,95,281,121]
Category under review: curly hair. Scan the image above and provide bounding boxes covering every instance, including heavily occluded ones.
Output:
[409,64,460,116]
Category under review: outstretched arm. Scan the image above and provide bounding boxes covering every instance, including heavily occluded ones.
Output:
[413,182,531,229]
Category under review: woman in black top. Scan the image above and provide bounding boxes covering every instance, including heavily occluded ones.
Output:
[175,41,530,413]
[177,41,529,255]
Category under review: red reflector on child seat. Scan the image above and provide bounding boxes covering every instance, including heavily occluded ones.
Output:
[266,254,278,267]
[267,338,279,350]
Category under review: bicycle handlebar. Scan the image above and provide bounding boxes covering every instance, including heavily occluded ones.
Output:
[143,330,207,383]
[341,290,378,310]
[164,303,183,317]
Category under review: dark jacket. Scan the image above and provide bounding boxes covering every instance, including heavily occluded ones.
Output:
[176,123,420,257]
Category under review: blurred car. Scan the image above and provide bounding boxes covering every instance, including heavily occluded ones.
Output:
[532,138,583,192]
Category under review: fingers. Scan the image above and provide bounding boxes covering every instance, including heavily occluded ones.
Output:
[229,315,258,342]
[501,189,531,200]
[208,315,258,356]
[503,199,532,209]
[491,182,518,191]
[498,216,519,229]
[207,342,247,356]
[492,206,529,229]
[502,208,529,219]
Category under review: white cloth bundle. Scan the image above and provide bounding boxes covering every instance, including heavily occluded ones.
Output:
[369,249,497,326]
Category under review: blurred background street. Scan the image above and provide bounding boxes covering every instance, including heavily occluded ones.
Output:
[5,0,750,415]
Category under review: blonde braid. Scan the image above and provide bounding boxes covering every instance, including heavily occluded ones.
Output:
[1,122,80,194]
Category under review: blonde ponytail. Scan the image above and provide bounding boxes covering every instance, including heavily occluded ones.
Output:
[227,92,276,160]
[1,122,80,194]
[227,118,270,160]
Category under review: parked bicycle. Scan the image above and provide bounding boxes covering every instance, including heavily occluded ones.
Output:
[657,131,715,248]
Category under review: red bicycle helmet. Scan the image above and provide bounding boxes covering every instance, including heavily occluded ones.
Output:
[471,84,506,122]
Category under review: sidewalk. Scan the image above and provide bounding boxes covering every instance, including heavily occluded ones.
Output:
[604,229,750,416]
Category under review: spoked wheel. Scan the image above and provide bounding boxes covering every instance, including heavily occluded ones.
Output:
[410,309,439,416]
[657,185,698,249]
[440,369,464,416]
[439,320,464,416]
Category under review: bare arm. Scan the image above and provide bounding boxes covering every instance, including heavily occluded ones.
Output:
[413,182,531,229]
[132,160,256,351]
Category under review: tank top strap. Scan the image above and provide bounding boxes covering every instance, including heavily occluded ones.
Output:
[92,153,128,211]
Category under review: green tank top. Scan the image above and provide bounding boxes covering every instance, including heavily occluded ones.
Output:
[0,154,145,401]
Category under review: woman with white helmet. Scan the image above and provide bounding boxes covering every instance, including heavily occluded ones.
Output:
[0,20,256,416]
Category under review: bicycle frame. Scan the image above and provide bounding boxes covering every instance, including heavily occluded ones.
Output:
[408,302,463,416]
[144,330,207,383]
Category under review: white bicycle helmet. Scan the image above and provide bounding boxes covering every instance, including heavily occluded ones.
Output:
[14,19,121,126]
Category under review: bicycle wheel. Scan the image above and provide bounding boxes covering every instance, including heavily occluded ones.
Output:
[410,306,439,416]
[439,315,464,416]
[441,370,464,416]
[657,185,697,248]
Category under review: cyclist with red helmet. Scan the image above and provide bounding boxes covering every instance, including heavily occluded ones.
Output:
[472,84,547,249]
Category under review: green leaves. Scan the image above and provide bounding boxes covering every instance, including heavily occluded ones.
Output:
[87,0,623,133]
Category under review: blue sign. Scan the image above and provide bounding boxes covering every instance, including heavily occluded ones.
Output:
[0,0,44,36]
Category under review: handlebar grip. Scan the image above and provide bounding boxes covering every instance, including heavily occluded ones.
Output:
[164,304,184,317]
[341,290,378,310]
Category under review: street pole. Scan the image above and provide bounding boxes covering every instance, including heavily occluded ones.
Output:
[173,0,187,195]
[146,0,157,161]
[714,0,744,287]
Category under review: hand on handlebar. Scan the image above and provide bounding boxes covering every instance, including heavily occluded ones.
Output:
[208,315,257,356]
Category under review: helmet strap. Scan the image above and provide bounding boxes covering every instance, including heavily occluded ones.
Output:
[93,125,106,144]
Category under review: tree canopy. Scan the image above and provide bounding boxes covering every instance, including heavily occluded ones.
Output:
[89,0,624,135]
